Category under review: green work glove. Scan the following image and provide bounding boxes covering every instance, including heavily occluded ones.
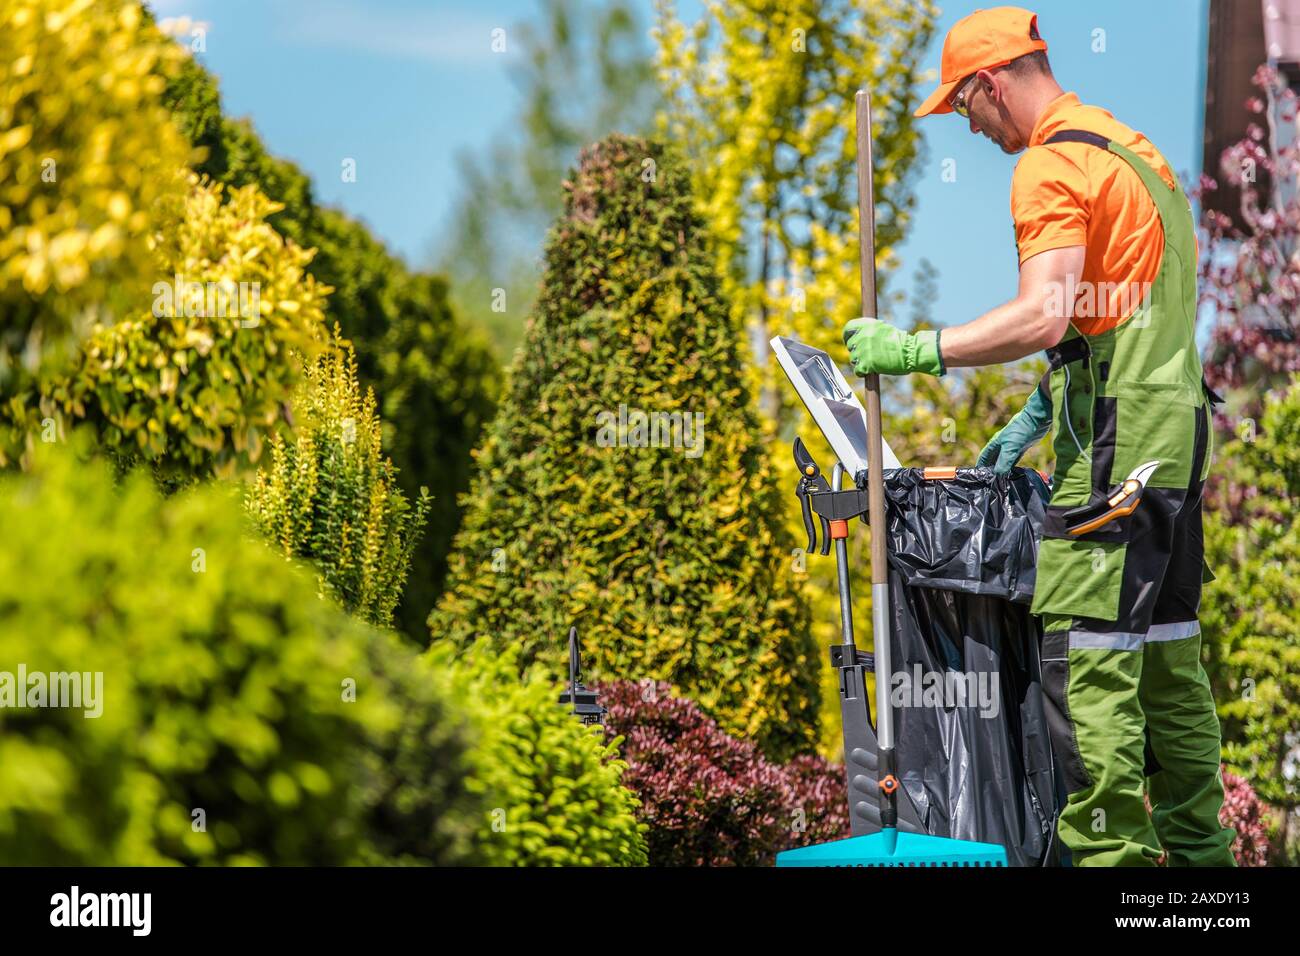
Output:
[842,317,945,377]
[977,387,1052,475]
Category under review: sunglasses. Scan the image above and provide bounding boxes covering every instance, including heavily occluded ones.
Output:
[950,74,979,118]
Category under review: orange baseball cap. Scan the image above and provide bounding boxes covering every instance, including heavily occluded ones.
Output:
[914,7,1048,118]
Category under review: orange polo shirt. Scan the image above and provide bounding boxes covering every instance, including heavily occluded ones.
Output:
[1011,92,1184,335]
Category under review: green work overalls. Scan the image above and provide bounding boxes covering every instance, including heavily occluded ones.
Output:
[1026,129,1237,866]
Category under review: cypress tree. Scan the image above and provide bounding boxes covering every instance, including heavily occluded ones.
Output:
[433,135,819,758]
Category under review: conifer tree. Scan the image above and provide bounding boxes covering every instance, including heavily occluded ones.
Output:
[433,135,819,759]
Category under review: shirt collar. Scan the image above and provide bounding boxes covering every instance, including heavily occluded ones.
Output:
[1029,92,1082,148]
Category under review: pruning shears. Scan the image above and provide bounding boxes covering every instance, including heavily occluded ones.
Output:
[794,437,874,554]
[1063,459,1162,536]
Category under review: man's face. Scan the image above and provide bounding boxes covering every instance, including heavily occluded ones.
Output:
[951,71,1025,155]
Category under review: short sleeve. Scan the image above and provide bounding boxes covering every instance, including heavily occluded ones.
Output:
[1011,147,1090,264]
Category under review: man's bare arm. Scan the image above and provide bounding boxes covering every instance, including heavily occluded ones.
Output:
[939,245,1085,368]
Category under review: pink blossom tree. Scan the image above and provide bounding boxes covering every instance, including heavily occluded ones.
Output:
[1198,65,1300,418]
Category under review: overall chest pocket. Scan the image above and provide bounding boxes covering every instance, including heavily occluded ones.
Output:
[1112,380,1199,490]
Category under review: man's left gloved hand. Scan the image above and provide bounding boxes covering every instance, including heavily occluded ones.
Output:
[842,317,945,377]
[977,386,1052,475]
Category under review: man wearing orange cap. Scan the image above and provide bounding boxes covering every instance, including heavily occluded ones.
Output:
[842,7,1236,867]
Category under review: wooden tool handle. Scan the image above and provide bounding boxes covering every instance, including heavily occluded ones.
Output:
[854,91,888,587]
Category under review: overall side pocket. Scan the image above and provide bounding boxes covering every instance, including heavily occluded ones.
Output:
[1031,529,1129,623]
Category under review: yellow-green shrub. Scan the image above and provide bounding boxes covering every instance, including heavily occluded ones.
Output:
[247,336,430,628]
[0,0,192,463]
[40,175,329,482]
[0,440,642,865]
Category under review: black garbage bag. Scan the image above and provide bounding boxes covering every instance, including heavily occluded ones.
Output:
[878,465,1061,867]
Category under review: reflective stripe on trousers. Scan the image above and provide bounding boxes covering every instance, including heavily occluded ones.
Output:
[1042,620,1201,654]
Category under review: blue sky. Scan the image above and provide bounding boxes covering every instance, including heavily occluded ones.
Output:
[148,0,1209,324]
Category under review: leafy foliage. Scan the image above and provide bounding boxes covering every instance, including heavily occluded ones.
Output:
[599,679,848,866]
[430,644,648,866]
[39,175,329,483]
[1193,65,1300,863]
[161,46,499,639]
[369,271,500,637]
[247,335,431,628]
[654,0,937,418]
[1200,380,1300,830]
[1200,406,1300,861]
[353,634,485,867]
[433,135,820,759]
[0,443,481,865]
[0,0,192,465]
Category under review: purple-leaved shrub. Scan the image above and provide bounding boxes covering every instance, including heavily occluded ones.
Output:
[600,680,847,866]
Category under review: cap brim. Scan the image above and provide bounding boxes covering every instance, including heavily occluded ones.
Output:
[914,79,960,118]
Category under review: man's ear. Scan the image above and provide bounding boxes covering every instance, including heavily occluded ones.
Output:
[974,68,997,102]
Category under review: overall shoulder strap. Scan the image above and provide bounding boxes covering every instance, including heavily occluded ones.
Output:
[1043,129,1110,150]
[1041,128,1184,218]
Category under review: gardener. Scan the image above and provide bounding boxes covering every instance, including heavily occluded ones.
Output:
[842,6,1236,867]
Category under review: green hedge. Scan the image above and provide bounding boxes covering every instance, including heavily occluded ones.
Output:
[354,634,483,866]
[430,642,648,866]
[0,440,645,865]
[1202,381,1300,815]
[0,441,480,865]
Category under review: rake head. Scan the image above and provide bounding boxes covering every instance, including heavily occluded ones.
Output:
[776,827,1007,867]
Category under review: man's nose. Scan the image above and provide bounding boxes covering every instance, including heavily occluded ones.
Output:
[968,115,981,136]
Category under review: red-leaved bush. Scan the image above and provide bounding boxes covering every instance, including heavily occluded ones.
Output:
[599,680,848,866]
[1220,770,1271,867]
